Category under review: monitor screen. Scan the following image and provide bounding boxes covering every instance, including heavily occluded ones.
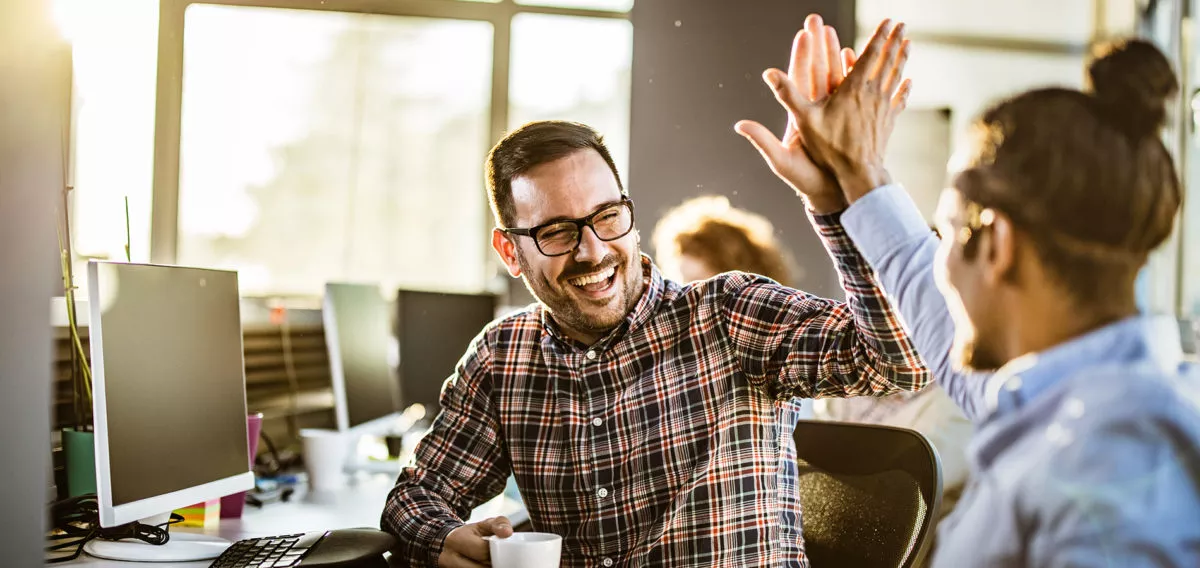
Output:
[88,262,251,523]
[395,290,498,415]
[323,283,400,431]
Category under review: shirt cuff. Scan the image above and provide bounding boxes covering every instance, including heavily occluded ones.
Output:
[841,184,932,267]
[808,208,844,235]
[808,207,863,264]
[423,520,461,567]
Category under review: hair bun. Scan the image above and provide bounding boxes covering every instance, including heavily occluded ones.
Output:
[1086,38,1178,138]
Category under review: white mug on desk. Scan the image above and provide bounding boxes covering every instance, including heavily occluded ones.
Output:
[486,533,562,568]
[300,428,348,491]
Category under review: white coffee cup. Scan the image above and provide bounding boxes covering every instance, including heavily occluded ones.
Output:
[486,533,562,568]
[299,428,348,491]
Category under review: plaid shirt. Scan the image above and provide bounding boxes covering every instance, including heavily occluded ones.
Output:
[382,213,929,567]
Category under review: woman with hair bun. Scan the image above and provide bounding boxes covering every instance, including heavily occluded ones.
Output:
[743,18,1200,567]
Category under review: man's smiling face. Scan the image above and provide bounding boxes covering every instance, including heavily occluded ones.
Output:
[492,149,644,344]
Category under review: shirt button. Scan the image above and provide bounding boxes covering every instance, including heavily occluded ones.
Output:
[585,349,597,360]
[602,558,614,567]
[596,487,608,499]
[592,417,604,427]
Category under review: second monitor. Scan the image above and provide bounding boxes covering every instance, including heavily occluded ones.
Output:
[394,289,498,419]
[323,282,401,433]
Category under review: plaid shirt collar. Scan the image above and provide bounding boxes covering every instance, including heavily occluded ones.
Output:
[537,254,662,353]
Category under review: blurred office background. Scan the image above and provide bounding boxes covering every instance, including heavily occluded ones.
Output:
[15,0,1199,495]
[50,0,1198,312]
[4,2,1197,558]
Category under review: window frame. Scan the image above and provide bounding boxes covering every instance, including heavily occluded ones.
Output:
[1136,0,1195,318]
[150,0,631,287]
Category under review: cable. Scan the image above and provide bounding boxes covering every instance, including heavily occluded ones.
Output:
[45,494,183,563]
[279,309,302,441]
[257,428,284,476]
[255,428,301,476]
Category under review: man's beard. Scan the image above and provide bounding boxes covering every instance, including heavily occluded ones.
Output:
[516,246,644,338]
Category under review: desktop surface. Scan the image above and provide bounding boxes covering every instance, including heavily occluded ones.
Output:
[53,473,527,567]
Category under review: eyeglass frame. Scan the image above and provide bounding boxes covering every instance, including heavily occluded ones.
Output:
[498,196,636,257]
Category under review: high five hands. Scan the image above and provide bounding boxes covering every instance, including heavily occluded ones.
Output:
[737,15,912,213]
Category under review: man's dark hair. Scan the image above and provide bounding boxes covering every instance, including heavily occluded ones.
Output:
[953,38,1180,307]
[486,121,624,228]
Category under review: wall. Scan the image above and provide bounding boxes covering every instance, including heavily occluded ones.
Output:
[856,0,1140,213]
[886,108,953,220]
[628,0,854,298]
[508,0,1142,303]
[0,0,65,561]
[856,0,1122,45]
[879,43,1089,217]
[856,0,1200,320]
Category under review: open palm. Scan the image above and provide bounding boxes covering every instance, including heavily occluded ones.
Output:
[736,14,854,213]
[771,19,913,204]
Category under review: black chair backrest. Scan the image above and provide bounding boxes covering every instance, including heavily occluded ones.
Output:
[794,419,942,568]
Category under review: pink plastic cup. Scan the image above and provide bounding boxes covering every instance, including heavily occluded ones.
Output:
[220,413,264,518]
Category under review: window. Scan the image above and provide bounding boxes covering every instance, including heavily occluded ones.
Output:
[509,14,632,179]
[1184,89,1200,318]
[56,0,159,265]
[515,0,634,12]
[1181,12,1200,321]
[1138,0,1199,322]
[175,6,494,295]
[59,0,634,297]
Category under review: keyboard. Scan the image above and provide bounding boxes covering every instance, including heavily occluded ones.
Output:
[209,530,328,568]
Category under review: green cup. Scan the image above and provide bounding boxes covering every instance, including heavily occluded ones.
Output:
[63,429,96,497]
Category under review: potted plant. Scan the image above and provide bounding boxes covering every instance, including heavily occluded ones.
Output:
[57,186,96,497]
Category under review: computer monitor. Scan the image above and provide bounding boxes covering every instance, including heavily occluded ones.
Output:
[394,289,498,417]
[322,282,401,433]
[86,261,253,561]
[1179,317,1197,356]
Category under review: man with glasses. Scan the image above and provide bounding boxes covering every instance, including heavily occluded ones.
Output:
[382,22,920,566]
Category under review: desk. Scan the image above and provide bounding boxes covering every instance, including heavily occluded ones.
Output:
[54,472,527,567]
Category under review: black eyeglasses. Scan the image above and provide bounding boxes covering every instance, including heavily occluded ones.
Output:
[500,197,636,257]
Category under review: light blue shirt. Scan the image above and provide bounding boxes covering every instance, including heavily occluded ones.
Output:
[841,184,1200,568]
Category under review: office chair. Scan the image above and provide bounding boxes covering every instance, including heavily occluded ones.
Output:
[794,419,942,568]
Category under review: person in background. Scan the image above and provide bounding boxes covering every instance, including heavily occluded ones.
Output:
[743,14,1200,566]
[654,195,972,532]
[652,195,795,286]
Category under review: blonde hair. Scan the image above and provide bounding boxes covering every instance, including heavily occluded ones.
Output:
[653,196,794,286]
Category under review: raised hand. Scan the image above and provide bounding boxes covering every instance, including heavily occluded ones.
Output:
[735,14,854,214]
[776,19,913,204]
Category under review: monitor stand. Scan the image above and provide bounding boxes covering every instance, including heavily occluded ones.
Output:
[84,532,232,562]
[83,513,232,562]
